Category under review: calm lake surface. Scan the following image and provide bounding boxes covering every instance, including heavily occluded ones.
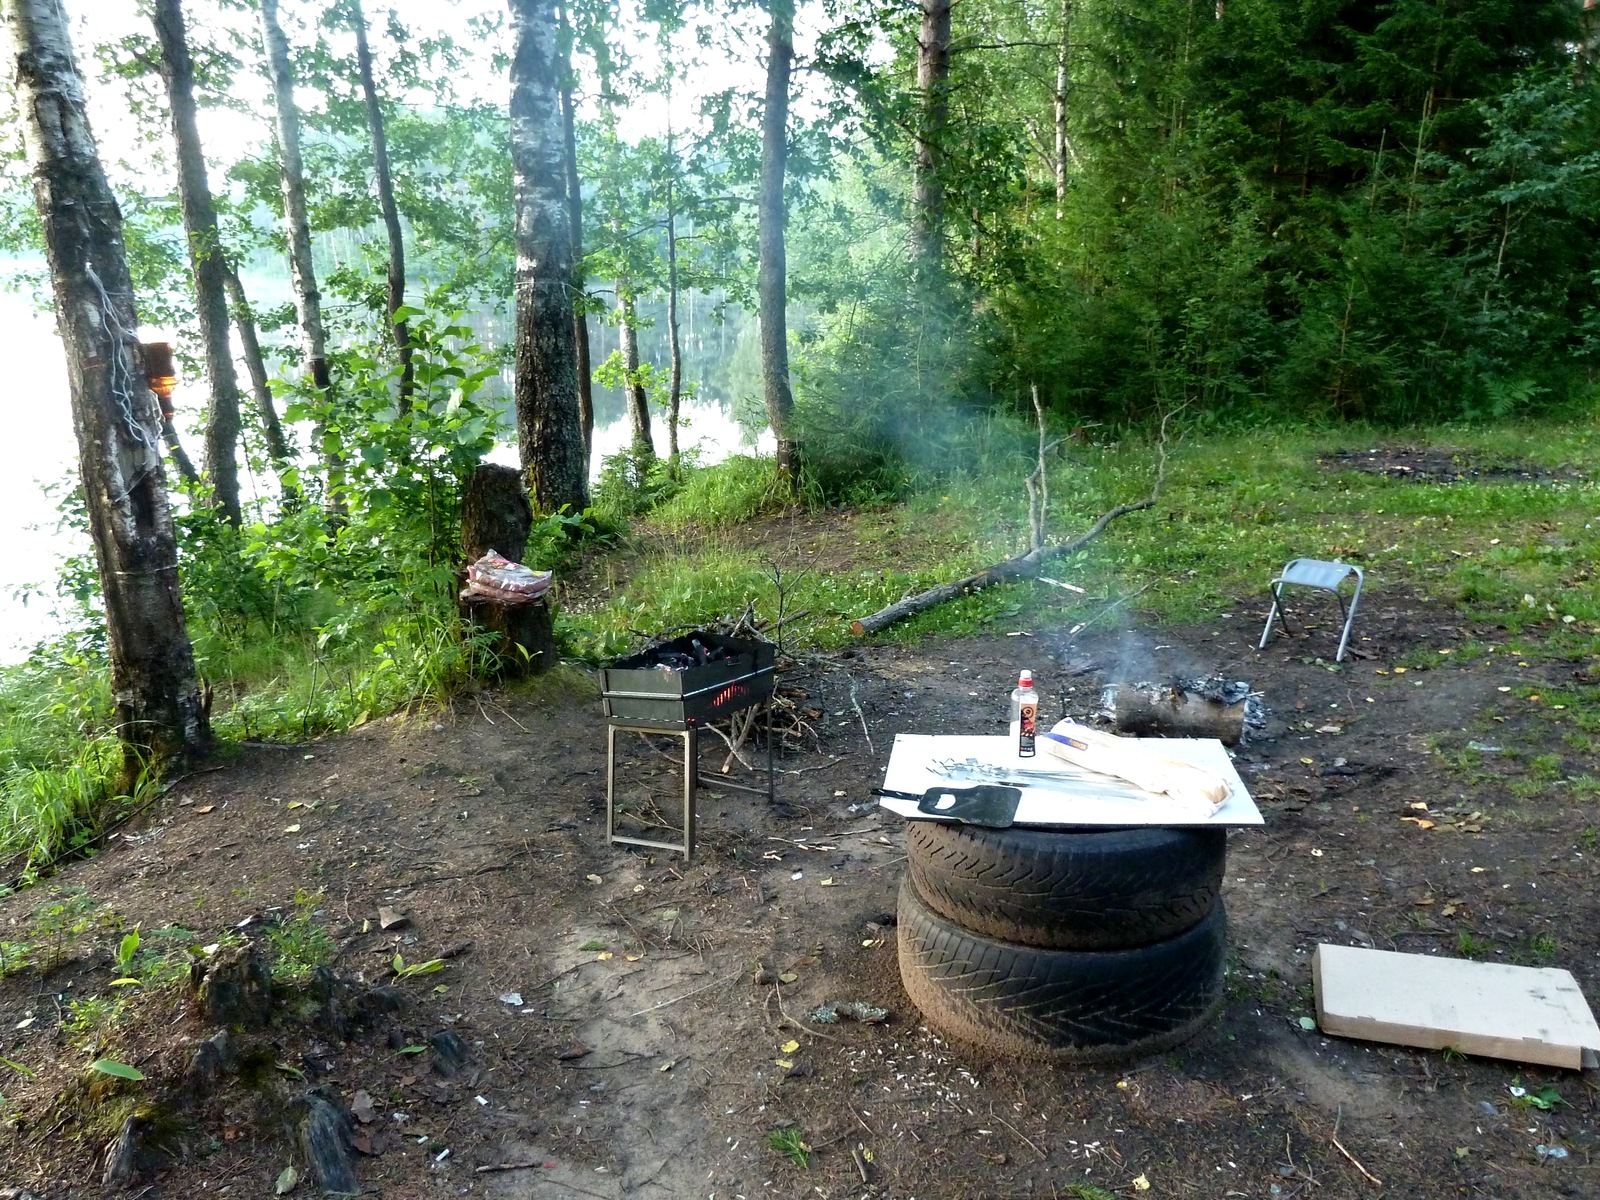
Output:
[0,283,763,665]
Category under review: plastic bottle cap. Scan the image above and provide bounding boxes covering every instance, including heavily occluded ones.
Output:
[1018,670,1033,686]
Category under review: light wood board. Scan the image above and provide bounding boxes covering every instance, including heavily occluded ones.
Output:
[877,734,1261,828]
[1313,944,1600,1069]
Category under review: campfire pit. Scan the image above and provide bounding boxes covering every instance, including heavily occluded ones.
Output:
[601,631,776,860]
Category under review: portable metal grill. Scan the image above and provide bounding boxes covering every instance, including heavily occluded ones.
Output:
[601,632,776,859]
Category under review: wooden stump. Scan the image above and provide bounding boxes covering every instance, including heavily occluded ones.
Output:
[460,595,555,676]
[462,463,533,563]
[460,464,552,675]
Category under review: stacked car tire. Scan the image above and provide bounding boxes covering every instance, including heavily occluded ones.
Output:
[897,819,1229,1062]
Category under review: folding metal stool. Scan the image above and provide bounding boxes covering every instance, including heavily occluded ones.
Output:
[1258,558,1365,663]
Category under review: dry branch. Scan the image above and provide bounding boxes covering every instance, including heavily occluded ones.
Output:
[848,411,1171,637]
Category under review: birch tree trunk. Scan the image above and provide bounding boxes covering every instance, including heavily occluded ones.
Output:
[4,0,210,780]
[617,286,655,466]
[509,0,589,514]
[1054,0,1074,216]
[912,0,951,269]
[559,0,593,462]
[162,416,199,485]
[221,262,294,473]
[758,0,798,482]
[351,0,413,413]
[151,0,242,527]
[260,0,343,513]
[665,162,683,473]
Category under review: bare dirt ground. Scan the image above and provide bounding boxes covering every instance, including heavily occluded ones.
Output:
[3,587,1599,1199]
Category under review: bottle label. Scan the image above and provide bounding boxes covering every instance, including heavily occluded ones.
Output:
[1019,701,1037,756]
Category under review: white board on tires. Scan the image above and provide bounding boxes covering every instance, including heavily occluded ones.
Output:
[1313,944,1600,1069]
[878,734,1261,827]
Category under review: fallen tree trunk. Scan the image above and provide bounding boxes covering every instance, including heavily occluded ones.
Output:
[850,408,1171,636]
[848,494,1157,636]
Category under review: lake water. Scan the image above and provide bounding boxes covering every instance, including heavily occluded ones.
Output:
[0,285,766,665]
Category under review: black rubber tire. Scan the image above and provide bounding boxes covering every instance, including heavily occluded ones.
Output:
[897,880,1225,1063]
[905,820,1225,950]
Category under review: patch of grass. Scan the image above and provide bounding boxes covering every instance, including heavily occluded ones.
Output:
[1578,827,1598,851]
[265,891,335,984]
[1528,754,1564,781]
[1457,931,1491,960]
[649,455,798,530]
[1528,932,1561,963]
[767,1127,811,1169]
[61,996,122,1049]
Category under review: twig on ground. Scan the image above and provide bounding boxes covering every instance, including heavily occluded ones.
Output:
[848,676,873,754]
[851,1144,869,1183]
[994,1112,1045,1159]
[475,1162,549,1174]
[1331,1107,1382,1187]
[779,754,849,776]
[1064,579,1158,641]
[768,983,843,1042]
[626,971,741,1018]
[704,720,755,773]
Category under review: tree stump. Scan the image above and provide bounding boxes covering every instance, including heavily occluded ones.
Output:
[460,463,552,676]
[462,463,533,563]
[459,595,555,676]
[293,1089,360,1195]
[194,942,275,1028]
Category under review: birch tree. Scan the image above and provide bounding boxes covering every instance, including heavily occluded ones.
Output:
[151,0,243,527]
[509,0,589,513]
[912,0,951,268]
[758,0,798,481]
[222,261,295,475]
[260,0,343,511]
[349,0,413,412]
[3,0,209,780]
[559,0,593,460]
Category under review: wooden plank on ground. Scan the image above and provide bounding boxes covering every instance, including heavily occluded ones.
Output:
[1313,944,1600,1069]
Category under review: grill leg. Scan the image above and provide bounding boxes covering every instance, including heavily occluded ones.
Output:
[764,698,775,803]
[682,727,697,862]
[605,724,619,844]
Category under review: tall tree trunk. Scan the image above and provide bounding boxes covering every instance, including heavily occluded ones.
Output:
[259,0,343,514]
[5,0,209,780]
[350,0,412,413]
[758,0,798,482]
[221,262,294,476]
[1054,0,1074,217]
[616,286,655,466]
[509,0,589,514]
[665,158,683,474]
[162,416,199,485]
[151,0,242,528]
[912,0,951,269]
[558,0,593,463]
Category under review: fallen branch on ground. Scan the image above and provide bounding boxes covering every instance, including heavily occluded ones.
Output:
[848,406,1172,636]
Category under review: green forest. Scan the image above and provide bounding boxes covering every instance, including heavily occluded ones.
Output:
[1,0,1598,876]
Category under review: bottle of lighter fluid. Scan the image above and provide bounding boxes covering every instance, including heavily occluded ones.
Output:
[1010,670,1039,757]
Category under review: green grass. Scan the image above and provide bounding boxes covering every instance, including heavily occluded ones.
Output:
[6,417,1600,890]
[265,891,336,984]
[767,1127,811,1168]
[568,419,1600,655]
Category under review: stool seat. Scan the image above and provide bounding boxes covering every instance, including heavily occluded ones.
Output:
[1258,558,1364,662]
